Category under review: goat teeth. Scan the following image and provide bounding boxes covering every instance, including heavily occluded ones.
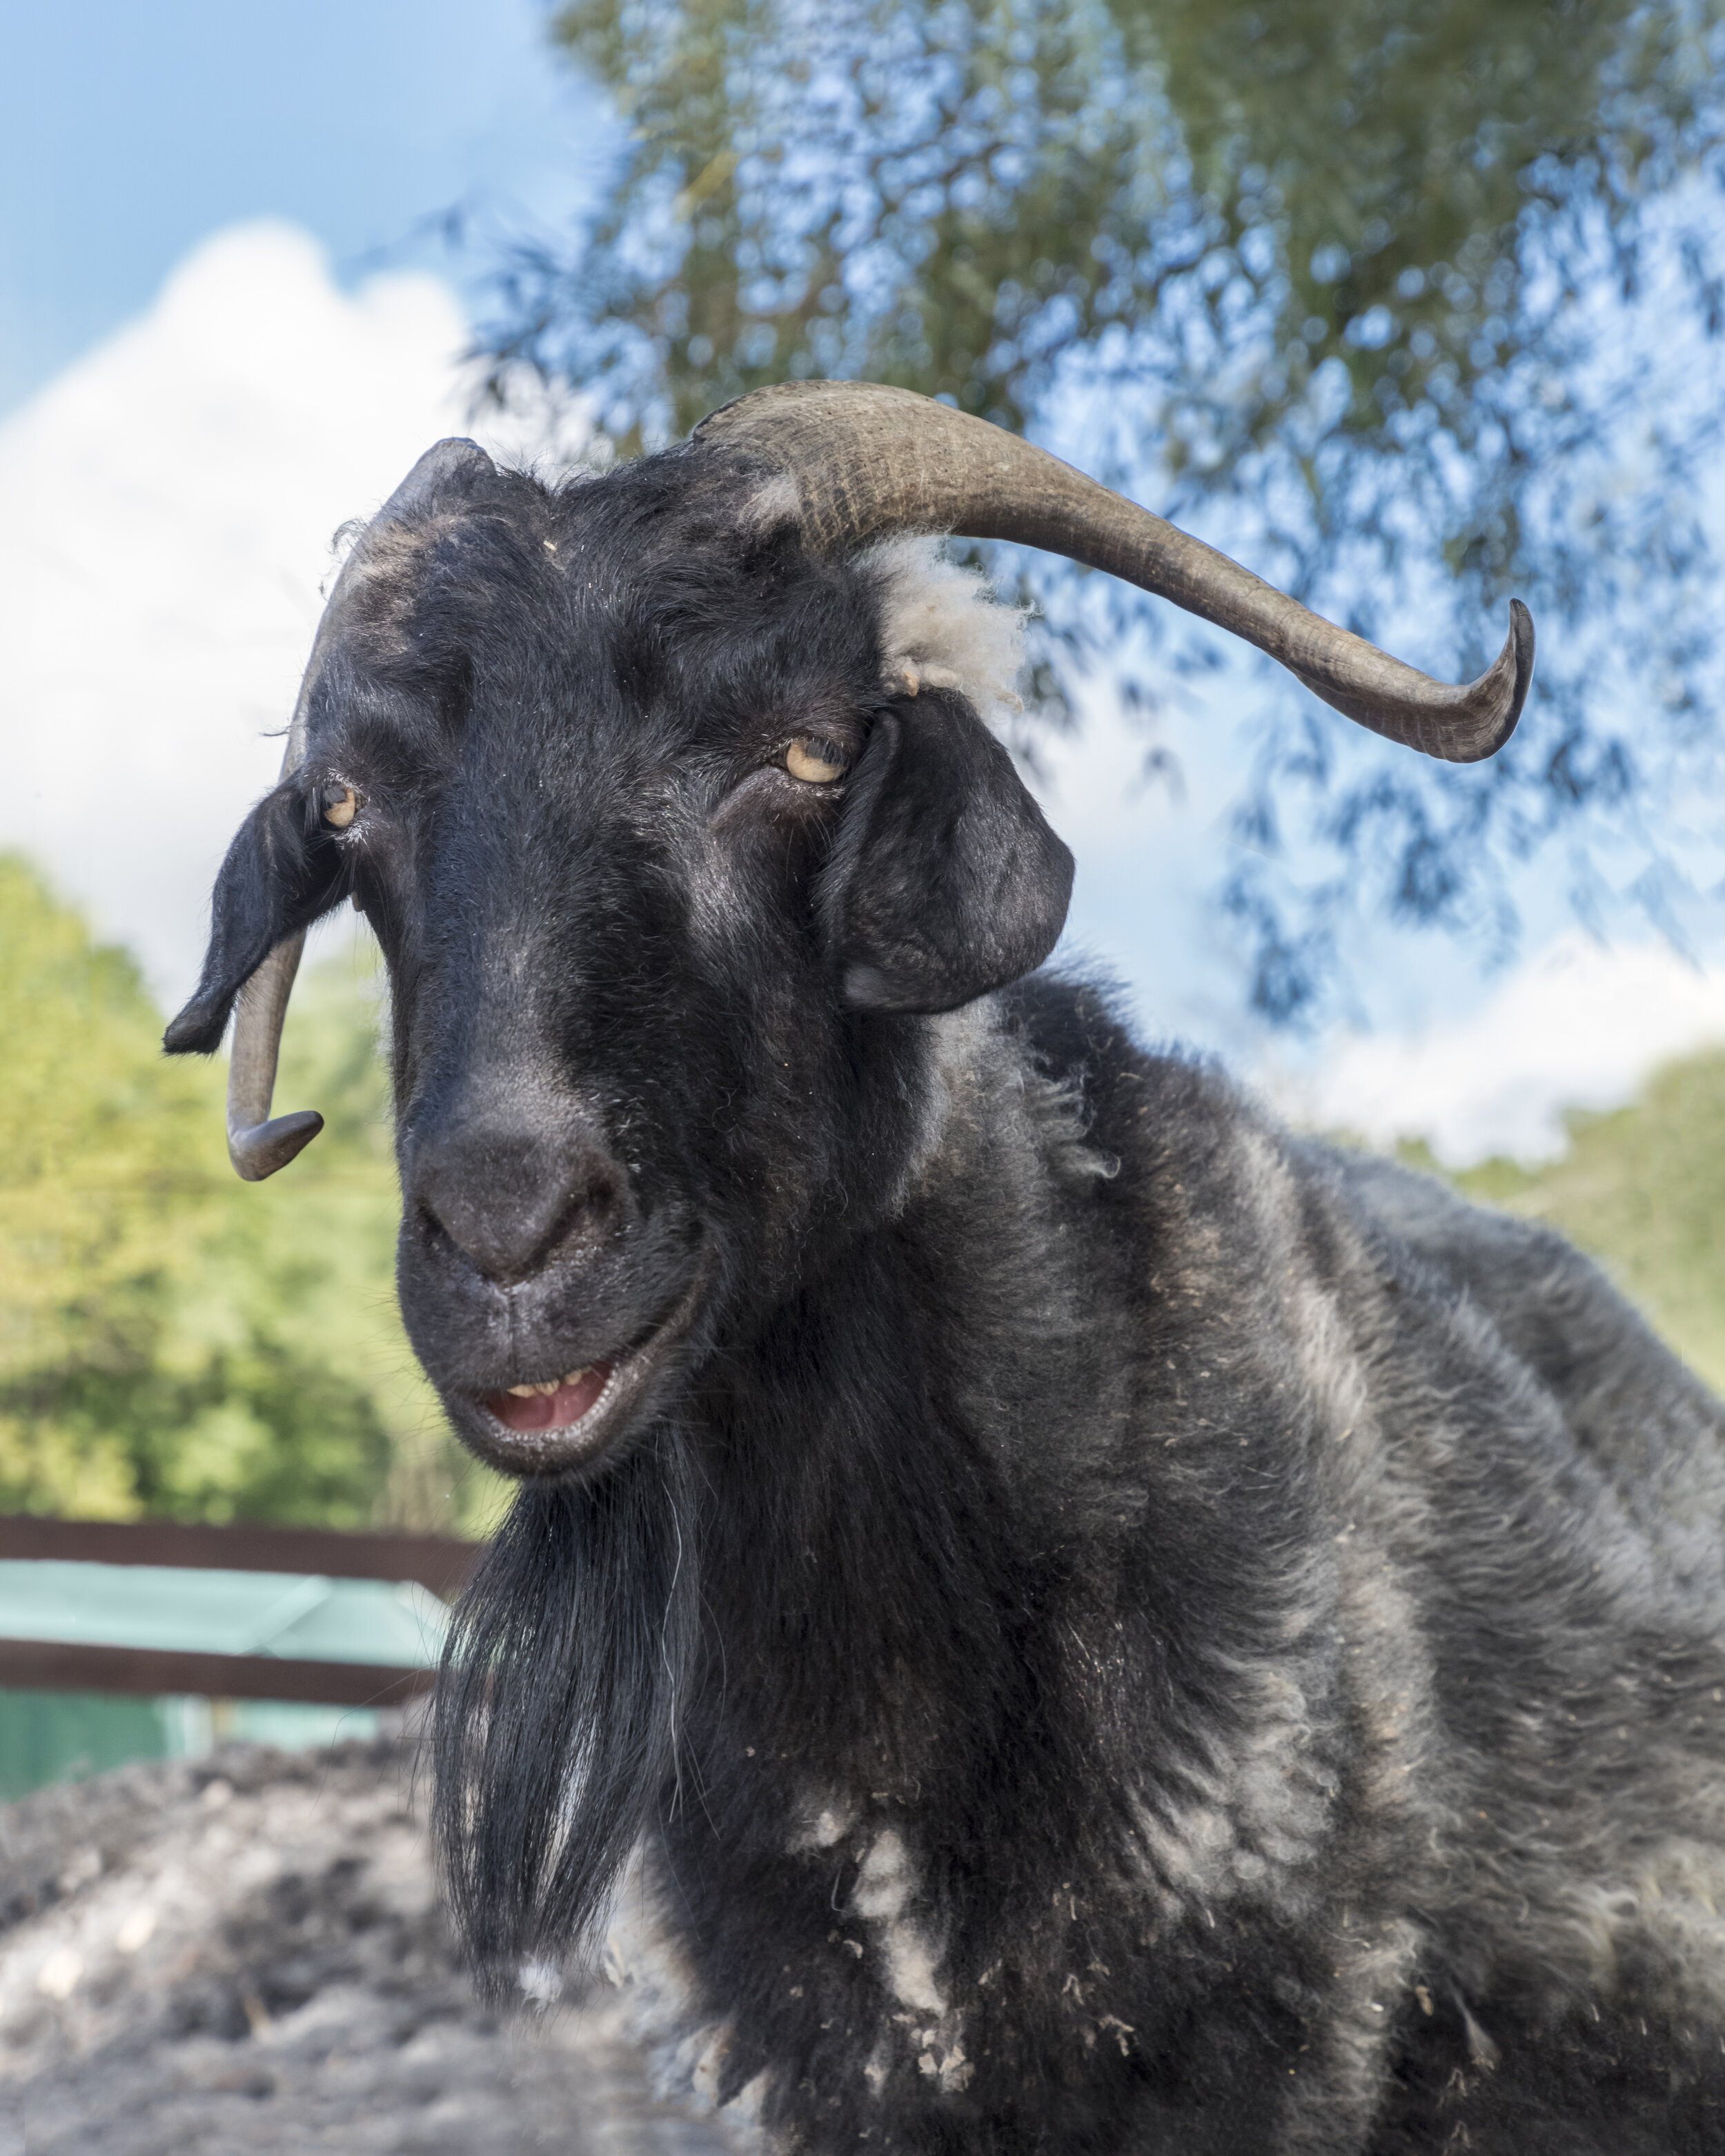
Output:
[502,1368,591,1401]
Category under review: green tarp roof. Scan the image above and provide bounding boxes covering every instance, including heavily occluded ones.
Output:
[0,1561,447,1667]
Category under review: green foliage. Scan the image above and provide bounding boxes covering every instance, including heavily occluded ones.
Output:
[538,0,1142,444]
[482,0,1725,1018]
[1126,0,1714,457]
[0,856,497,1533]
[540,0,1716,457]
[1448,1047,1725,1396]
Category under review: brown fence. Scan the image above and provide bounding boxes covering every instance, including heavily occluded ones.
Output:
[0,1516,482,1707]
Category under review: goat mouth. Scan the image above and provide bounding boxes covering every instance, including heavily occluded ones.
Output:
[482,1363,616,1435]
[461,1265,709,1477]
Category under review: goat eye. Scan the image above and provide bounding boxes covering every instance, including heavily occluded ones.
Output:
[321,783,360,829]
[784,736,849,784]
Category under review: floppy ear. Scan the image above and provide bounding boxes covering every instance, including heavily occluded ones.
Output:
[819,689,1074,1013]
[162,787,345,1055]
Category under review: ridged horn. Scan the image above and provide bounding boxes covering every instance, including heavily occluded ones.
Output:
[224,437,496,1180]
[695,381,1533,764]
[227,926,319,1180]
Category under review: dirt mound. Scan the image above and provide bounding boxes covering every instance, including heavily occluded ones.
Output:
[0,1741,736,2154]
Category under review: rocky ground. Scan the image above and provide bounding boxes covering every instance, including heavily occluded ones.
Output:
[0,1740,740,2155]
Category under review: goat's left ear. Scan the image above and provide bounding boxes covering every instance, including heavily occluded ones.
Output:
[818,690,1074,1013]
[162,785,345,1055]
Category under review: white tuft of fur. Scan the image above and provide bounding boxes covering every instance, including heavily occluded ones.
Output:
[866,537,1029,725]
[744,473,802,530]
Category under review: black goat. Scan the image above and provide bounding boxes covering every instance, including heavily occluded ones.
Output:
[168,385,1725,2153]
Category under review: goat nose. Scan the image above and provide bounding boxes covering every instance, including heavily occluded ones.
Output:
[411,1122,625,1285]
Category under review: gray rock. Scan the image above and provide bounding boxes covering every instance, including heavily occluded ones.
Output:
[0,1741,735,2155]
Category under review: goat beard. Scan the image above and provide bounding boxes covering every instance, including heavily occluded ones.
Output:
[431,1425,700,1999]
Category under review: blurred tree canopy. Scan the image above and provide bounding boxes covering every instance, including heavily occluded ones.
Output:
[477,0,1725,1017]
[0,856,492,1533]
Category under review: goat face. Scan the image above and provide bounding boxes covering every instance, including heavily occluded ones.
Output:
[167,448,1074,1478]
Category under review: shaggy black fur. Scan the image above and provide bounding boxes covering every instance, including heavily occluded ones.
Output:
[170,435,1725,2153]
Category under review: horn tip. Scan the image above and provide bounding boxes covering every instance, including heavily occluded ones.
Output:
[1479,597,1535,758]
[1431,597,1537,764]
[229,1109,324,1183]
[1508,597,1535,692]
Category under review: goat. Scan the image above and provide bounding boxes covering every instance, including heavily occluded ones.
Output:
[166,383,1725,2153]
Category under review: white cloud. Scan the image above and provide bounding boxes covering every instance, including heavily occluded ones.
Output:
[1275,932,1725,1167]
[0,219,584,1005]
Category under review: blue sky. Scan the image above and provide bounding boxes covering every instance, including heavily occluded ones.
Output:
[0,0,603,416]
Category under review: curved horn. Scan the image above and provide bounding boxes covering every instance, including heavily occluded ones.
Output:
[227,928,320,1180]
[695,382,1533,764]
[225,437,496,1180]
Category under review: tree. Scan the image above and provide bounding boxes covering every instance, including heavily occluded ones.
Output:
[476,0,1725,1017]
[0,856,493,1531]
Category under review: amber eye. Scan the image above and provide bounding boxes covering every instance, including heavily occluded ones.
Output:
[784,736,849,784]
[321,783,359,829]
